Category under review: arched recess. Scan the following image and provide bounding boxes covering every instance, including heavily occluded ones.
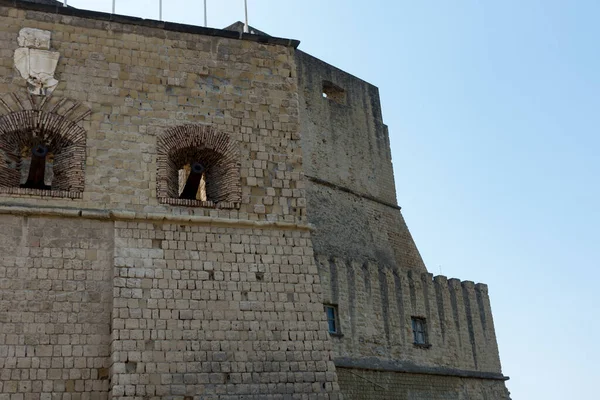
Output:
[0,105,87,197]
[157,125,241,208]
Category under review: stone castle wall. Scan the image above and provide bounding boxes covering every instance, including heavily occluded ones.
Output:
[0,2,341,399]
[295,51,425,271]
[0,2,304,224]
[294,37,510,400]
[0,1,509,399]
[0,212,343,399]
[316,255,504,374]
[336,369,510,400]
[0,215,113,397]
[315,254,512,397]
[110,221,338,399]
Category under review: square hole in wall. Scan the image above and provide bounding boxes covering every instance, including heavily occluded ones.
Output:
[322,81,346,104]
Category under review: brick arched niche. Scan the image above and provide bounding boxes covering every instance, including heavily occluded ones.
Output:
[157,125,241,208]
[0,110,86,198]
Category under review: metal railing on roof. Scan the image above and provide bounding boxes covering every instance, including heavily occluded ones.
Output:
[61,0,249,29]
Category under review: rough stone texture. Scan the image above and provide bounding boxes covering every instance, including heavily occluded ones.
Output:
[0,215,113,399]
[336,368,511,400]
[0,3,305,223]
[296,44,510,400]
[316,256,503,374]
[0,3,341,399]
[296,51,395,203]
[305,184,424,269]
[110,222,340,399]
[0,1,509,399]
[296,50,425,270]
[17,28,51,49]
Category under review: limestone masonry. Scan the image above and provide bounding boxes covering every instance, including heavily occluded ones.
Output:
[0,1,511,399]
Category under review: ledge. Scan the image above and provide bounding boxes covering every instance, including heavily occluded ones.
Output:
[413,343,432,350]
[306,175,401,210]
[1,0,301,48]
[0,202,314,231]
[0,187,82,199]
[334,357,509,381]
[159,197,240,209]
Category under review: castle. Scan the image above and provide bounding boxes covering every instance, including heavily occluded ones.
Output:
[0,1,511,399]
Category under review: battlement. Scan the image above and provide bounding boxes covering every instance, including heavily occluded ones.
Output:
[315,255,506,377]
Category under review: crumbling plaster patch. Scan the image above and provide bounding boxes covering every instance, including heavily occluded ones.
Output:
[17,27,51,49]
[13,28,60,95]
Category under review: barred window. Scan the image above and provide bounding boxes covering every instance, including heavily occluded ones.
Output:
[324,305,340,335]
[411,317,428,345]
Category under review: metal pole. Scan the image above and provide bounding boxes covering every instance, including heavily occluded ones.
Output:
[64,0,67,6]
[112,0,115,14]
[159,0,162,21]
[244,0,249,33]
[204,0,207,27]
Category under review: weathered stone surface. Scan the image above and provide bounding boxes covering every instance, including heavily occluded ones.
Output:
[13,28,60,95]
[13,47,29,79]
[28,48,59,78]
[0,2,509,399]
[337,368,511,400]
[318,255,504,373]
[0,5,341,400]
[296,50,426,270]
[17,27,51,49]
[0,215,113,399]
[26,48,60,94]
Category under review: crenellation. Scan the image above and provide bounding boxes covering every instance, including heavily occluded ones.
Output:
[433,275,451,346]
[315,256,506,380]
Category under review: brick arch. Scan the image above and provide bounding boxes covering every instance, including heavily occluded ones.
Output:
[0,110,86,194]
[157,125,241,207]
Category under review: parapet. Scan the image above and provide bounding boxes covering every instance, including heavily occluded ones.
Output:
[315,255,507,378]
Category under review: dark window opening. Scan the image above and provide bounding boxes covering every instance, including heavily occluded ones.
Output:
[178,162,207,201]
[322,81,346,104]
[157,125,241,208]
[0,100,87,198]
[411,317,429,346]
[20,144,53,190]
[325,304,340,335]
[167,145,223,204]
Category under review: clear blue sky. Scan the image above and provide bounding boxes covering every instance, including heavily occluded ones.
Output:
[68,1,600,399]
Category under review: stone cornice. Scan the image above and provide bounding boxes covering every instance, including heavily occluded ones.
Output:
[0,202,314,231]
[334,357,510,381]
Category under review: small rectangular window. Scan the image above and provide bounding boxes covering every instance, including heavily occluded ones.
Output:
[322,81,346,105]
[324,305,340,334]
[411,317,428,345]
